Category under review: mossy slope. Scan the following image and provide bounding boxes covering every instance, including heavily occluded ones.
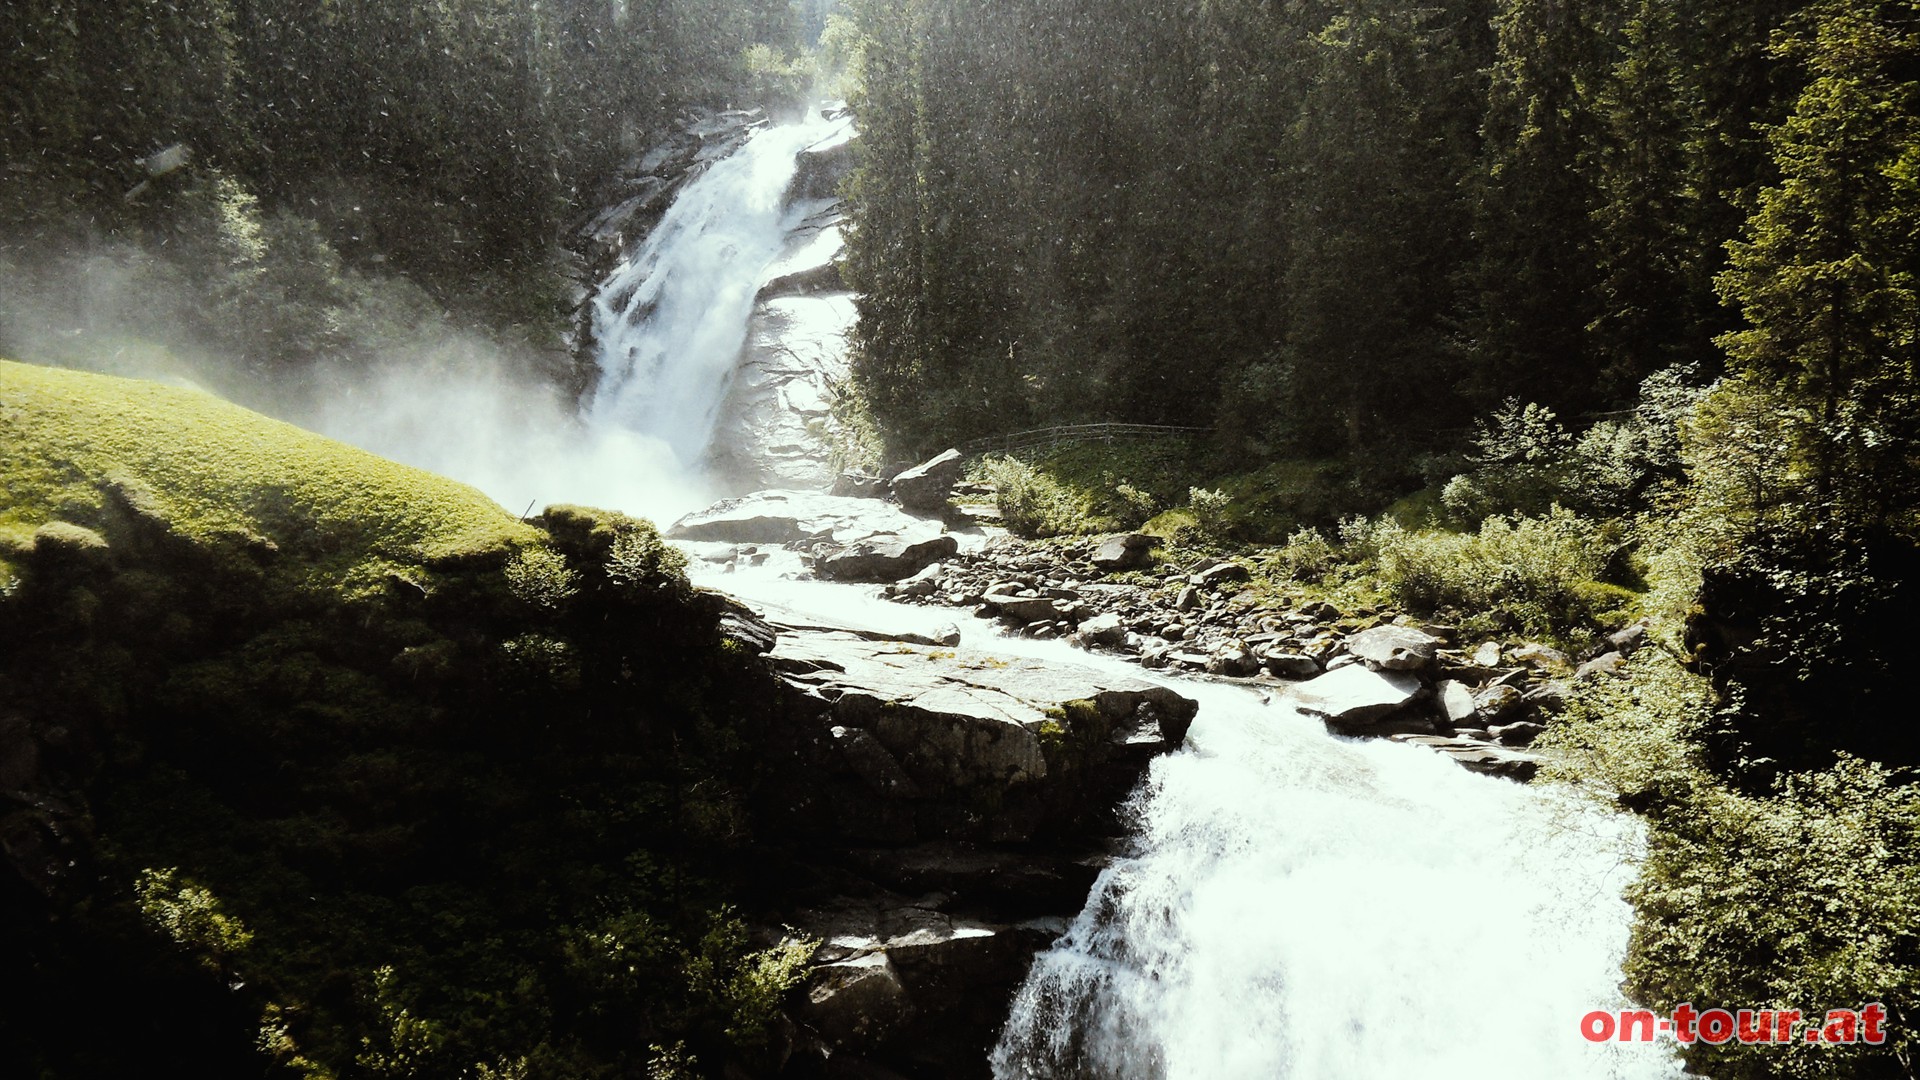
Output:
[0,359,806,1080]
[0,358,536,597]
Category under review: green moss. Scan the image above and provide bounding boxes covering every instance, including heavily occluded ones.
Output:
[0,359,537,602]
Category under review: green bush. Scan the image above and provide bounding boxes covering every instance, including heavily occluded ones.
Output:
[979,455,1091,538]
[1631,759,1920,1080]
[1275,525,1338,583]
[1370,506,1622,634]
[1545,653,1920,1080]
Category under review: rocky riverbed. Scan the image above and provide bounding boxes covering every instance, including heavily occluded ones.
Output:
[674,464,1650,790]
[668,453,1651,1076]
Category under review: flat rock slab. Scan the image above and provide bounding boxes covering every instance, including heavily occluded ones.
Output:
[1346,625,1443,671]
[771,628,1198,795]
[669,490,940,545]
[1289,664,1425,729]
[816,533,960,583]
[1390,734,1542,782]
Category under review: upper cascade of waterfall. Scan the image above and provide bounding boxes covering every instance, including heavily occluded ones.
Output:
[588,107,855,471]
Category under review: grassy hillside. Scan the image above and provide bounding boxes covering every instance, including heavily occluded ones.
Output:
[0,360,805,1080]
[0,358,537,600]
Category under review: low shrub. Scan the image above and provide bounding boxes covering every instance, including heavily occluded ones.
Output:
[978,456,1091,538]
[1370,506,1622,634]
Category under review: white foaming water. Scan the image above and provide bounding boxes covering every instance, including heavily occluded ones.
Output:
[588,110,853,468]
[692,559,1677,1079]
[989,666,1682,1080]
[303,112,850,527]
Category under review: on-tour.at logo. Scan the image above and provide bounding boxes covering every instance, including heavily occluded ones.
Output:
[1580,1003,1889,1046]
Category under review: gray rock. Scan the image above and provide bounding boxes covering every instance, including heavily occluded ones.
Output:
[798,952,914,1048]
[1489,721,1546,747]
[1522,680,1573,716]
[891,449,966,511]
[981,584,1078,624]
[1471,641,1504,667]
[1472,684,1525,723]
[771,627,1198,840]
[1262,652,1322,679]
[1174,585,1200,612]
[1291,666,1425,729]
[670,491,934,545]
[1345,625,1444,671]
[1510,643,1573,672]
[832,725,922,798]
[1607,622,1649,656]
[1207,640,1260,677]
[1092,533,1154,572]
[1474,680,1520,722]
[1436,680,1478,725]
[833,470,890,499]
[816,533,960,583]
[1574,651,1629,681]
[1389,735,1540,782]
[1073,612,1127,648]
[1190,560,1251,589]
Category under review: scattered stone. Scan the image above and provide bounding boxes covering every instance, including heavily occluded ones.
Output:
[1472,684,1525,723]
[1489,721,1546,748]
[1072,612,1127,649]
[1190,561,1251,589]
[1608,622,1649,656]
[1291,666,1425,729]
[1092,533,1154,572]
[1509,643,1573,672]
[1574,651,1629,681]
[1174,585,1200,612]
[1261,652,1321,680]
[1436,680,1478,726]
[1522,680,1572,716]
[817,534,961,583]
[891,449,966,511]
[1345,625,1443,671]
[1471,641,1503,668]
[1206,640,1260,677]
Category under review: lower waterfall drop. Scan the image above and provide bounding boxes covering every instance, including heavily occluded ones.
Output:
[986,674,1681,1080]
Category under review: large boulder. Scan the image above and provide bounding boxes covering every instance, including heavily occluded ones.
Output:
[815,533,960,583]
[1290,665,1425,730]
[1345,625,1443,671]
[890,449,966,511]
[766,626,1197,843]
[1092,533,1154,572]
[668,491,934,545]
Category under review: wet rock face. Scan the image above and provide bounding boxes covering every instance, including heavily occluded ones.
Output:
[745,613,1198,1078]
[764,625,1196,846]
[667,491,939,546]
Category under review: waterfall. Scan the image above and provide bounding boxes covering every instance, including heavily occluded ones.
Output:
[588,109,853,470]
[982,673,1681,1080]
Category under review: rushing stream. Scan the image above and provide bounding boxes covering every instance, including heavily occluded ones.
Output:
[327,107,1681,1079]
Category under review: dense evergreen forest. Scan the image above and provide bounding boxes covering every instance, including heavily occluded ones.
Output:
[3,0,1920,1077]
[2,0,828,394]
